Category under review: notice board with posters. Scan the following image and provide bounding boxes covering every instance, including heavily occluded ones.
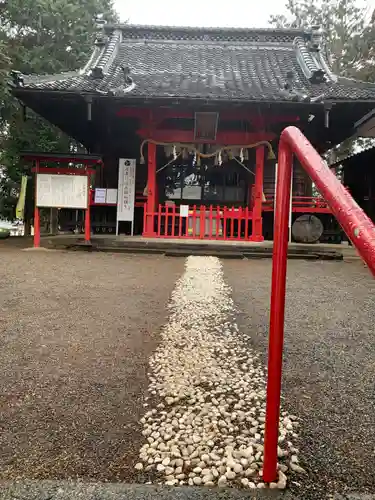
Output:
[36,173,88,209]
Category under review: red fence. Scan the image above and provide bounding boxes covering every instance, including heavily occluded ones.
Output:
[263,195,331,213]
[263,127,375,484]
[143,204,253,241]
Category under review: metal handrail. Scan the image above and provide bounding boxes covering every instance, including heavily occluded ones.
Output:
[263,126,375,483]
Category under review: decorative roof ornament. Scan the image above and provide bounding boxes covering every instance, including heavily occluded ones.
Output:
[10,70,24,88]
[279,70,310,102]
[109,66,136,95]
[284,70,295,92]
[121,66,133,86]
[309,25,323,52]
[94,14,107,47]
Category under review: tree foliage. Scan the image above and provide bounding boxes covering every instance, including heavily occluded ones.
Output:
[270,0,375,164]
[0,0,119,220]
[270,0,370,78]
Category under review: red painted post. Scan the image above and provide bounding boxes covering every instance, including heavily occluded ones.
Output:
[250,146,265,242]
[164,205,169,237]
[34,160,40,248]
[245,206,249,240]
[199,206,204,240]
[192,205,197,239]
[34,207,40,247]
[84,173,91,242]
[230,208,235,239]
[223,206,227,239]
[178,207,183,237]
[287,127,375,275]
[142,202,147,236]
[263,140,293,483]
[216,206,220,239]
[172,204,176,238]
[209,205,213,239]
[145,142,157,236]
[263,126,375,484]
[158,204,162,237]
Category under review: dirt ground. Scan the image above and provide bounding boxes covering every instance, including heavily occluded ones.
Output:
[0,246,374,499]
[225,259,375,499]
[0,249,183,482]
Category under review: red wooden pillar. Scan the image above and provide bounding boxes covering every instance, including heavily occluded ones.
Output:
[144,142,157,236]
[250,145,265,242]
[34,160,40,248]
[84,172,91,242]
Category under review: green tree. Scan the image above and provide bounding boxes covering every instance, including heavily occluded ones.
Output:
[270,0,368,78]
[270,0,375,164]
[0,0,119,221]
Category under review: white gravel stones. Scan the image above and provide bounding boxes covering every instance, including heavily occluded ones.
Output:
[135,256,301,488]
[218,475,228,487]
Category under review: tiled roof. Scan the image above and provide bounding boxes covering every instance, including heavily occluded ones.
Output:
[12,24,375,103]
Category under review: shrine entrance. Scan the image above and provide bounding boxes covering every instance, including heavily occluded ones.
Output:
[142,138,273,242]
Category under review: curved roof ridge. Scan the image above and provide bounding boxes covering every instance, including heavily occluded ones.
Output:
[103,23,307,43]
[91,29,122,78]
[105,23,306,35]
[294,36,320,81]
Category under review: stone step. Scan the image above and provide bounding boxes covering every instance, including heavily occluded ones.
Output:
[42,236,343,261]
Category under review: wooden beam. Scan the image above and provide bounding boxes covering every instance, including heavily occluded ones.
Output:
[117,107,300,125]
[137,128,276,144]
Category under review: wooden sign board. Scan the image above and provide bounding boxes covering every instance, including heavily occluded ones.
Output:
[116,159,136,235]
[36,173,88,209]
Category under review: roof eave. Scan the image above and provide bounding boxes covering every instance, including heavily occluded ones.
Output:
[12,87,329,106]
[13,88,375,105]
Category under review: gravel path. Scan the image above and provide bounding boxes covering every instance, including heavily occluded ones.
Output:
[0,249,183,482]
[133,256,299,490]
[1,247,374,499]
[224,259,375,499]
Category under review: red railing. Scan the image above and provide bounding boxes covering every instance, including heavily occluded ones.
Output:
[263,195,331,213]
[263,127,375,483]
[143,204,253,240]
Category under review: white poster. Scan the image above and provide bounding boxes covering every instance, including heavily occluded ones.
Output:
[36,174,88,209]
[117,159,136,234]
[180,205,189,217]
[94,188,106,204]
[106,189,118,204]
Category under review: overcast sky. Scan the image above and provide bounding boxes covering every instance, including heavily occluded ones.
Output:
[114,0,286,28]
[114,0,375,28]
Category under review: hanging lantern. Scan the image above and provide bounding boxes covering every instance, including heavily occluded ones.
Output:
[244,148,249,161]
[240,148,244,163]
